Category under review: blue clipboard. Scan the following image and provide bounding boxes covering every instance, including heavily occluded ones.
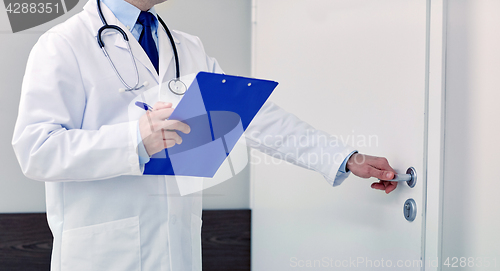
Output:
[143,72,278,177]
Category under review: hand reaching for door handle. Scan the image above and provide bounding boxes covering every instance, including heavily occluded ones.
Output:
[346,153,398,194]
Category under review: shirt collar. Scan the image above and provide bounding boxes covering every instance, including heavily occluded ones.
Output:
[101,0,158,31]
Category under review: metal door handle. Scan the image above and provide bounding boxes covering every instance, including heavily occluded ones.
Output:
[391,167,417,188]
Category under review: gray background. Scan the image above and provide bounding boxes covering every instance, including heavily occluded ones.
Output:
[0,0,251,213]
[5,0,65,33]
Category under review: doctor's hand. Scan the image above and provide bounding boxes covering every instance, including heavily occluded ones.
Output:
[346,153,398,194]
[139,102,191,156]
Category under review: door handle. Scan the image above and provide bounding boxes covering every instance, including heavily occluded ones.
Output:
[391,167,417,188]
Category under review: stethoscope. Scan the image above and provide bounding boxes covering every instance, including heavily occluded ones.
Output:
[96,0,187,95]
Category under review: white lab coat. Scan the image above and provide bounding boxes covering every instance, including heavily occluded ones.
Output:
[12,1,353,270]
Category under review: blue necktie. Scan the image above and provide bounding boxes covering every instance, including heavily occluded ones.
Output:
[137,11,159,73]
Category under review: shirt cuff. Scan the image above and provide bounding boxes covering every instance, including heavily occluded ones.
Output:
[137,124,150,165]
[339,150,358,173]
[331,150,358,186]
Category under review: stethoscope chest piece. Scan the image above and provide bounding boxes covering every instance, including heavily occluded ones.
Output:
[168,78,187,95]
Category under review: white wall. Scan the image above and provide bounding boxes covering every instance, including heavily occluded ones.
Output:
[0,0,251,213]
[442,0,500,269]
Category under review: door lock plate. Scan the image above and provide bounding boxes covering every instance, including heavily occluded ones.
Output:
[403,198,417,222]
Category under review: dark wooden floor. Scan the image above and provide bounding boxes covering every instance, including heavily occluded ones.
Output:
[0,210,250,271]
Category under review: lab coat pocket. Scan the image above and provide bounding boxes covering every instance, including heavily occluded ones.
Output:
[191,214,203,271]
[61,216,142,271]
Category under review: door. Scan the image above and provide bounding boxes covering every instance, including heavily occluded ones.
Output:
[251,0,427,270]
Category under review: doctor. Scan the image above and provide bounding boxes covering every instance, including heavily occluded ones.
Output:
[12,0,397,270]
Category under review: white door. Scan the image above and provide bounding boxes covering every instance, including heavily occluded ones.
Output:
[251,0,428,270]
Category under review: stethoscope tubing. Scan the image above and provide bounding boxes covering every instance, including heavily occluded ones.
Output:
[157,16,180,80]
[96,0,183,93]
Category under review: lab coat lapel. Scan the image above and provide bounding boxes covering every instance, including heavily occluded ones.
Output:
[86,0,128,50]
[157,24,178,84]
[114,24,159,82]
[85,0,159,82]
[84,0,106,36]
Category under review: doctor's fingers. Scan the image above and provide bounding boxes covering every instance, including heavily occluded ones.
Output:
[366,156,396,173]
[157,119,191,134]
[366,166,395,181]
[149,107,175,120]
[152,102,172,111]
[163,139,177,148]
[161,130,183,144]
[361,156,396,180]
[371,180,398,194]
[143,131,181,152]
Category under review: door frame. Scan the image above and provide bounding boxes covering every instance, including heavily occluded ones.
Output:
[249,0,448,270]
[423,0,446,270]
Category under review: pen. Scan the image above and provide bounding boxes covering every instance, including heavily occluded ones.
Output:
[135,101,153,111]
